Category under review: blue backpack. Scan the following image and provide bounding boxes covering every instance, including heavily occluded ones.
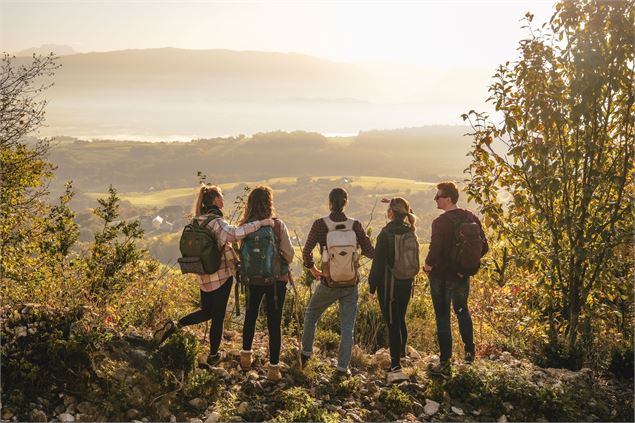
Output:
[239,218,287,285]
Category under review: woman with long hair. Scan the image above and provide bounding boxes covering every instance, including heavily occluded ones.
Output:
[238,186,294,381]
[368,197,419,383]
[154,184,274,366]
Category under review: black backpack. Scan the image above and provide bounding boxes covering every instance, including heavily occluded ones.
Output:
[446,212,483,277]
[177,214,222,274]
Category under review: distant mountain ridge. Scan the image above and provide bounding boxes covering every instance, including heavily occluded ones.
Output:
[14,44,75,57]
[14,47,491,139]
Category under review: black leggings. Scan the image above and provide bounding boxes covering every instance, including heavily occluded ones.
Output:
[178,277,233,355]
[241,281,287,365]
[377,279,413,369]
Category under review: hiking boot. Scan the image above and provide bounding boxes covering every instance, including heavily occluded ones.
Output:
[386,367,408,384]
[428,360,452,377]
[240,350,253,371]
[465,351,475,364]
[335,368,352,378]
[153,320,177,347]
[267,363,282,381]
[206,351,226,366]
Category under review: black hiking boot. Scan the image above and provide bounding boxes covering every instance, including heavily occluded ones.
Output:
[428,360,452,378]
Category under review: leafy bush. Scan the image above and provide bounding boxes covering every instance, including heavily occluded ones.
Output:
[156,330,199,375]
[316,329,340,353]
[182,369,222,400]
[273,387,328,422]
[608,344,634,380]
[1,305,94,394]
[379,385,412,414]
[534,339,584,370]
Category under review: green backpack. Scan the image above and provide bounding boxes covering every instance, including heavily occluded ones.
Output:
[178,214,222,274]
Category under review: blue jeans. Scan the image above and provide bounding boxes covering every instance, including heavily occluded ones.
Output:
[301,282,358,371]
[429,276,474,362]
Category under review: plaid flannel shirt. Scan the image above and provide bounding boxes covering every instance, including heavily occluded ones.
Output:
[196,216,262,292]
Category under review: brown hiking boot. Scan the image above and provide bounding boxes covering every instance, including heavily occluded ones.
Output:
[267,363,282,381]
[240,350,253,371]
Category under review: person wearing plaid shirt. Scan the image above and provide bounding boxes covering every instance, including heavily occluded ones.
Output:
[300,187,375,375]
[153,184,273,366]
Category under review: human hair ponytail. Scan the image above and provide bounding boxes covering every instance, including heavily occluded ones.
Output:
[194,184,222,215]
[389,197,416,231]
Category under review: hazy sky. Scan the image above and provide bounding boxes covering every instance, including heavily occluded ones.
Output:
[3,0,555,68]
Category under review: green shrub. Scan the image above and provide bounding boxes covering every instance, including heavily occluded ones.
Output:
[332,375,362,397]
[608,343,634,380]
[1,306,94,394]
[316,329,340,353]
[273,387,328,422]
[156,330,199,374]
[379,385,412,414]
[533,338,584,370]
[182,369,222,401]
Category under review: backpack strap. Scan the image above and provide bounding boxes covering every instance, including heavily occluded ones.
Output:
[322,217,355,232]
[322,216,337,232]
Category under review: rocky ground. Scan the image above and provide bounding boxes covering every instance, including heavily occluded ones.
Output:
[1,305,633,422]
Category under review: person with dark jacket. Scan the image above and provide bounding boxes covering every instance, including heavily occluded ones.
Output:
[369,197,419,383]
[424,181,488,376]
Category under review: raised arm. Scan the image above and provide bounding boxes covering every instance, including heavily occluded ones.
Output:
[210,218,270,244]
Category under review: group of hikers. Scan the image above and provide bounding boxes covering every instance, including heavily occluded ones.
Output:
[153,182,488,384]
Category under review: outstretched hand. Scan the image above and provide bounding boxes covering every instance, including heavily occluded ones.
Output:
[309,266,323,279]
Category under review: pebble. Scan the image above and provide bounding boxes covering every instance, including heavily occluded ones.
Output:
[58,413,75,422]
[189,419,203,423]
[424,399,440,416]
[30,409,47,422]
[237,402,249,414]
[451,406,464,415]
[498,415,508,423]
[76,401,94,414]
[188,398,208,410]
[205,412,220,423]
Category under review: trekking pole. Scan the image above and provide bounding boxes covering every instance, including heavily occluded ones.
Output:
[287,271,304,371]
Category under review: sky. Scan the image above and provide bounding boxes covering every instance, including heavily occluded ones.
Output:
[2,0,555,68]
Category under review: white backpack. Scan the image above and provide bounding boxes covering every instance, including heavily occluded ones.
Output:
[321,217,359,287]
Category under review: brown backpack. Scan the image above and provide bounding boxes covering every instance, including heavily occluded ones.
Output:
[446,212,483,277]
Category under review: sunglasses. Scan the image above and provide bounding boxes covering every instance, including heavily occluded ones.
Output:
[434,194,449,200]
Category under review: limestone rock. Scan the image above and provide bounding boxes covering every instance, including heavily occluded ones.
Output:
[424,399,440,416]
[188,398,208,410]
[498,415,508,423]
[372,348,391,369]
[59,413,75,422]
[451,406,464,415]
[76,401,94,415]
[205,412,221,423]
[237,402,249,414]
[30,409,47,422]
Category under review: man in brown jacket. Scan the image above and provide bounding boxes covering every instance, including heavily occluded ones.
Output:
[424,181,488,376]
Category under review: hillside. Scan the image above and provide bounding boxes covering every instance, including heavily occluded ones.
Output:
[48,126,472,195]
[3,304,633,422]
